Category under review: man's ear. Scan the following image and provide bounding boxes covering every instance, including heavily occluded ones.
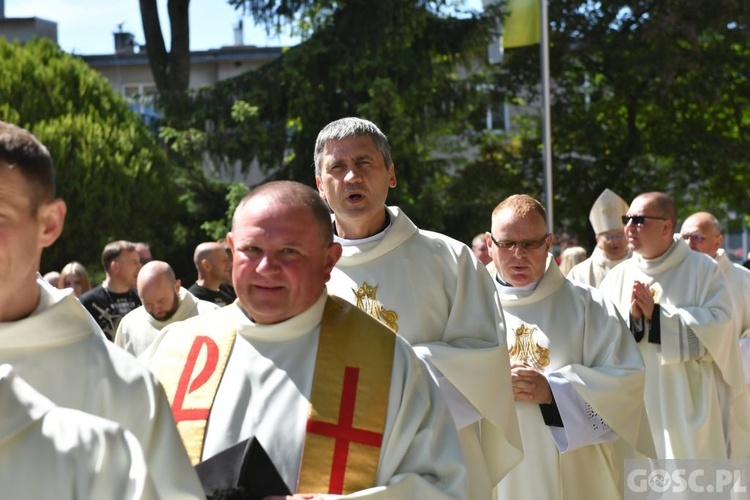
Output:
[315,176,327,200]
[38,199,66,249]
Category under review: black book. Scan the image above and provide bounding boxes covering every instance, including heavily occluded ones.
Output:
[195,437,292,500]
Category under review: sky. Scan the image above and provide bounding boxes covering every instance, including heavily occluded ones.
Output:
[4,0,486,55]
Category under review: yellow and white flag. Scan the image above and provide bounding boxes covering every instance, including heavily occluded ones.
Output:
[503,0,541,48]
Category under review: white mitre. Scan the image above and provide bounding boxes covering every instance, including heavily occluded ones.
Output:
[589,188,629,235]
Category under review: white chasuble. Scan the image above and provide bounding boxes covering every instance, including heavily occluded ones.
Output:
[115,287,219,357]
[567,246,631,288]
[715,250,750,386]
[0,278,205,499]
[600,236,750,459]
[327,206,522,497]
[496,255,652,500]
[0,365,157,500]
[142,291,468,499]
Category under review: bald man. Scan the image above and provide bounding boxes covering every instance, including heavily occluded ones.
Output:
[188,242,236,306]
[681,212,750,388]
[115,261,218,357]
[600,193,750,459]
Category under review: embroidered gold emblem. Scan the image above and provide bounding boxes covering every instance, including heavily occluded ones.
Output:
[508,324,550,368]
[649,282,662,303]
[353,282,399,332]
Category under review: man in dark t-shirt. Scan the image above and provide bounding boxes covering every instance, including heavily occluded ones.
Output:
[188,242,236,306]
[80,241,142,340]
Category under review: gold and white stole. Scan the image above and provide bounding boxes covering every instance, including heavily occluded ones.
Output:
[297,296,395,495]
[157,327,238,465]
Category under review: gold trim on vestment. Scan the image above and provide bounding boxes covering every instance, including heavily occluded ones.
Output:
[297,296,395,494]
[157,329,238,465]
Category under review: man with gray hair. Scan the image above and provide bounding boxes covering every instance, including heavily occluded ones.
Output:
[315,117,521,498]
[115,260,218,357]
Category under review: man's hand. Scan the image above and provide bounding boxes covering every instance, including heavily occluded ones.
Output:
[631,280,655,321]
[510,361,552,404]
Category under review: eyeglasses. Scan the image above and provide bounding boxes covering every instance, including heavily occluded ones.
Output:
[681,233,707,244]
[490,233,550,250]
[621,215,667,226]
[600,233,625,242]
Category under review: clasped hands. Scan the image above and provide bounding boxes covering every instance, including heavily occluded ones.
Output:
[630,280,655,321]
[510,361,552,404]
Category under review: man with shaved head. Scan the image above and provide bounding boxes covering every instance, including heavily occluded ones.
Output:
[600,192,750,459]
[188,241,236,306]
[681,212,750,389]
[115,261,218,357]
[141,180,466,498]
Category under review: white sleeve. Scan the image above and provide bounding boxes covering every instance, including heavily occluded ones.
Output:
[659,305,707,364]
[413,345,482,429]
[739,337,750,384]
[547,373,617,453]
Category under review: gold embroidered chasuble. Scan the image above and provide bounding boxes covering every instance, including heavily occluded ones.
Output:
[327,206,522,499]
[496,255,653,499]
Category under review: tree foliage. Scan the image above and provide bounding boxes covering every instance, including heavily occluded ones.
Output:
[160,0,499,234]
[158,0,750,251]
[0,38,183,275]
[481,0,750,246]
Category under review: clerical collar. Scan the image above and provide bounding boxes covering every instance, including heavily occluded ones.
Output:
[494,274,540,293]
[334,209,392,247]
[237,290,328,342]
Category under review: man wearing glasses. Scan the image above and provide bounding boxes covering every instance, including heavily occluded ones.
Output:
[600,192,750,459]
[487,194,652,499]
[568,188,631,287]
[680,212,750,390]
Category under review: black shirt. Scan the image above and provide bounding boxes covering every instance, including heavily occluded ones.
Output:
[188,282,236,307]
[80,285,141,341]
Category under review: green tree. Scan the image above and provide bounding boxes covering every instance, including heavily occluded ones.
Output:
[0,38,183,276]
[482,0,750,245]
[160,0,500,234]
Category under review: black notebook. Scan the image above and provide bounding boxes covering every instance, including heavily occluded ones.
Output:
[195,437,292,500]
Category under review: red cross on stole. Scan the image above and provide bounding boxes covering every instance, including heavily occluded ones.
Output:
[297,297,396,495]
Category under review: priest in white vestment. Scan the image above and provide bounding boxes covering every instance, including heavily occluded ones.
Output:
[486,194,653,499]
[313,117,521,499]
[600,192,750,459]
[0,120,204,499]
[142,181,468,498]
[0,364,158,500]
[680,212,750,390]
[568,188,631,287]
[115,260,219,357]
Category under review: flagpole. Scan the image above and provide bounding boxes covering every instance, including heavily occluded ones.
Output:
[540,0,553,231]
